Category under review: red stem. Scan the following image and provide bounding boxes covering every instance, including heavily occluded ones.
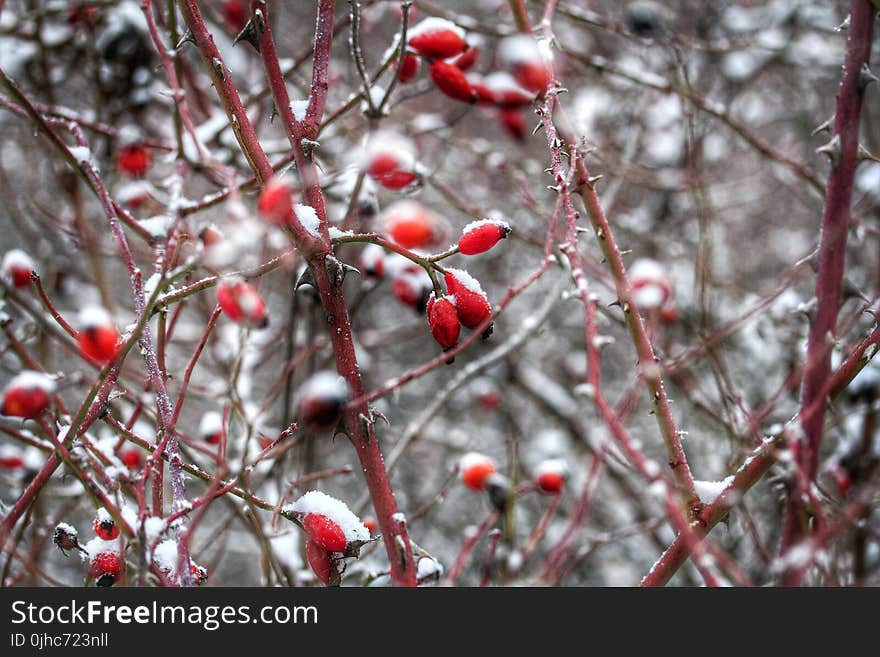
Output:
[778,0,876,581]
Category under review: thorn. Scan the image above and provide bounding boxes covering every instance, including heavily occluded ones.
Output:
[860,63,879,89]
[301,138,320,157]
[811,117,833,136]
[532,122,545,136]
[586,174,603,188]
[175,29,195,49]
[857,143,880,163]
[233,15,262,51]
[816,134,841,165]
[211,57,226,82]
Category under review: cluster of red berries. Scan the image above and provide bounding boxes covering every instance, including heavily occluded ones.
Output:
[394,18,553,141]
[289,491,370,586]
[459,453,569,509]
[87,509,123,587]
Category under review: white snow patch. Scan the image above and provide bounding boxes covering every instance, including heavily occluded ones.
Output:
[290,98,310,122]
[285,490,369,543]
[446,267,486,296]
[3,370,56,394]
[694,476,734,504]
[408,17,465,41]
[294,204,321,237]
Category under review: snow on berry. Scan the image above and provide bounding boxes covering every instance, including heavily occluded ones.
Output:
[116,143,152,178]
[429,60,476,103]
[407,17,467,59]
[535,458,569,494]
[417,556,444,581]
[458,218,512,255]
[1,370,55,419]
[198,410,224,445]
[381,200,437,249]
[93,507,120,540]
[83,536,122,586]
[217,277,268,328]
[359,243,386,278]
[2,249,35,288]
[257,176,296,225]
[480,71,537,108]
[53,522,80,554]
[629,258,672,309]
[427,294,460,350]
[459,452,496,491]
[497,35,554,94]
[444,268,492,330]
[360,132,418,190]
[0,444,25,469]
[294,371,352,428]
[76,306,120,364]
[396,53,421,82]
[286,490,370,547]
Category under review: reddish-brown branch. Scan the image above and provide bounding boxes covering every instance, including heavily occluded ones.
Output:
[778,0,877,581]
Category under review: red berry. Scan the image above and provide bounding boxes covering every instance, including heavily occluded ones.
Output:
[458,219,511,255]
[429,60,476,103]
[444,269,492,330]
[498,35,553,95]
[2,250,34,289]
[477,389,502,410]
[363,517,377,535]
[408,18,467,59]
[367,153,418,190]
[76,308,120,364]
[449,46,479,72]
[89,551,122,586]
[396,53,421,82]
[427,295,460,350]
[381,201,436,249]
[0,447,24,470]
[535,459,568,494]
[466,74,496,104]
[295,371,351,428]
[257,176,296,226]
[1,371,54,419]
[499,108,526,141]
[222,0,248,33]
[116,143,152,178]
[305,538,334,585]
[303,513,347,553]
[460,452,496,492]
[119,447,143,470]
[93,510,119,541]
[217,279,268,328]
